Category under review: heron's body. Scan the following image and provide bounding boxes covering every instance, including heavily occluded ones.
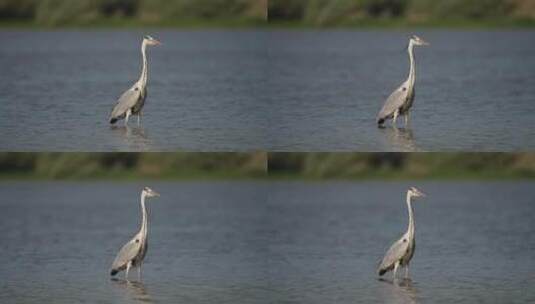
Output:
[110,229,148,276]
[109,36,160,126]
[110,187,159,281]
[377,187,425,279]
[377,36,428,127]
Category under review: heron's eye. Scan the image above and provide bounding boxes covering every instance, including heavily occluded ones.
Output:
[135,239,139,243]
[402,87,406,91]
[403,239,407,242]
[134,87,139,91]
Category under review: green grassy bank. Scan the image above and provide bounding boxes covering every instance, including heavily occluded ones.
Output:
[2,0,535,28]
[268,153,535,180]
[0,153,267,180]
[0,0,266,28]
[2,153,535,181]
[268,0,535,28]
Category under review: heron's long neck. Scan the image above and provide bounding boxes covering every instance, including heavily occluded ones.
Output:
[139,42,148,86]
[406,192,415,238]
[407,42,416,89]
[140,192,148,238]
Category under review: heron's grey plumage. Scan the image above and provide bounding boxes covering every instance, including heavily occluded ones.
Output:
[377,83,413,124]
[110,86,146,124]
[377,187,425,279]
[109,36,160,126]
[110,187,159,281]
[111,234,145,273]
[378,231,415,276]
[377,35,428,127]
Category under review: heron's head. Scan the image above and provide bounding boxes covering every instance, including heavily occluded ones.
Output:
[143,186,160,198]
[410,35,429,47]
[143,35,161,46]
[408,187,426,199]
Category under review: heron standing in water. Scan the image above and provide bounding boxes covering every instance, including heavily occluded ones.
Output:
[377,35,429,128]
[110,187,160,281]
[378,187,426,279]
[109,35,161,126]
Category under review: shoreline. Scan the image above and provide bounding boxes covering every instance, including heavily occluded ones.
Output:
[1,173,533,181]
[266,18,535,29]
[1,19,534,30]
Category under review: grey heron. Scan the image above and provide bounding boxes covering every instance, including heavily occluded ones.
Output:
[378,187,426,279]
[109,35,161,126]
[377,35,429,127]
[110,187,160,281]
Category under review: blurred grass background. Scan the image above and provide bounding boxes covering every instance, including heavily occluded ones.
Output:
[0,153,267,179]
[1,0,534,27]
[268,0,535,27]
[0,0,266,27]
[268,153,535,179]
[1,153,535,180]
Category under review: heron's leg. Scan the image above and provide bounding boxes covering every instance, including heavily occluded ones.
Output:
[392,110,399,127]
[125,109,132,126]
[138,265,142,281]
[393,261,400,279]
[137,113,141,126]
[125,261,132,281]
[405,265,410,278]
[404,112,410,127]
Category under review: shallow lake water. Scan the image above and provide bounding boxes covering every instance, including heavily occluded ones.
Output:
[0,181,270,303]
[1,30,535,151]
[265,30,535,151]
[265,181,535,303]
[0,30,268,151]
[1,181,534,303]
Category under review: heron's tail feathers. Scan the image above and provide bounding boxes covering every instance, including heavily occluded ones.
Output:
[110,269,119,276]
[109,117,118,124]
[377,117,385,126]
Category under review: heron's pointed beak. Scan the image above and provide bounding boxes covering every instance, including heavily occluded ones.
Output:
[154,40,162,45]
[422,40,430,46]
[153,191,160,197]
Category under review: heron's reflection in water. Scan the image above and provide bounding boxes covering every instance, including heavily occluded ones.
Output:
[379,126,419,152]
[110,125,152,150]
[111,278,153,303]
[378,278,420,304]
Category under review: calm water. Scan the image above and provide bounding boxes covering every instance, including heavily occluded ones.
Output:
[0,30,268,151]
[266,30,535,151]
[0,181,270,304]
[1,181,534,303]
[265,181,535,303]
[2,30,535,151]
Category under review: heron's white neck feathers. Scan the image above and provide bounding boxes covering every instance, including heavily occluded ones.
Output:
[138,41,149,86]
[407,41,416,89]
[406,191,415,238]
[140,191,148,238]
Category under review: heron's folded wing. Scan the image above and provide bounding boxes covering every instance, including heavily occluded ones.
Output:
[377,86,408,121]
[378,237,409,272]
[111,238,141,270]
[110,88,141,119]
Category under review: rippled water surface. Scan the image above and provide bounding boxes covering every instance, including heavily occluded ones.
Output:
[2,30,535,151]
[266,30,535,151]
[1,181,534,303]
[0,181,270,304]
[0,30,267,151]
[265,181,535,303]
